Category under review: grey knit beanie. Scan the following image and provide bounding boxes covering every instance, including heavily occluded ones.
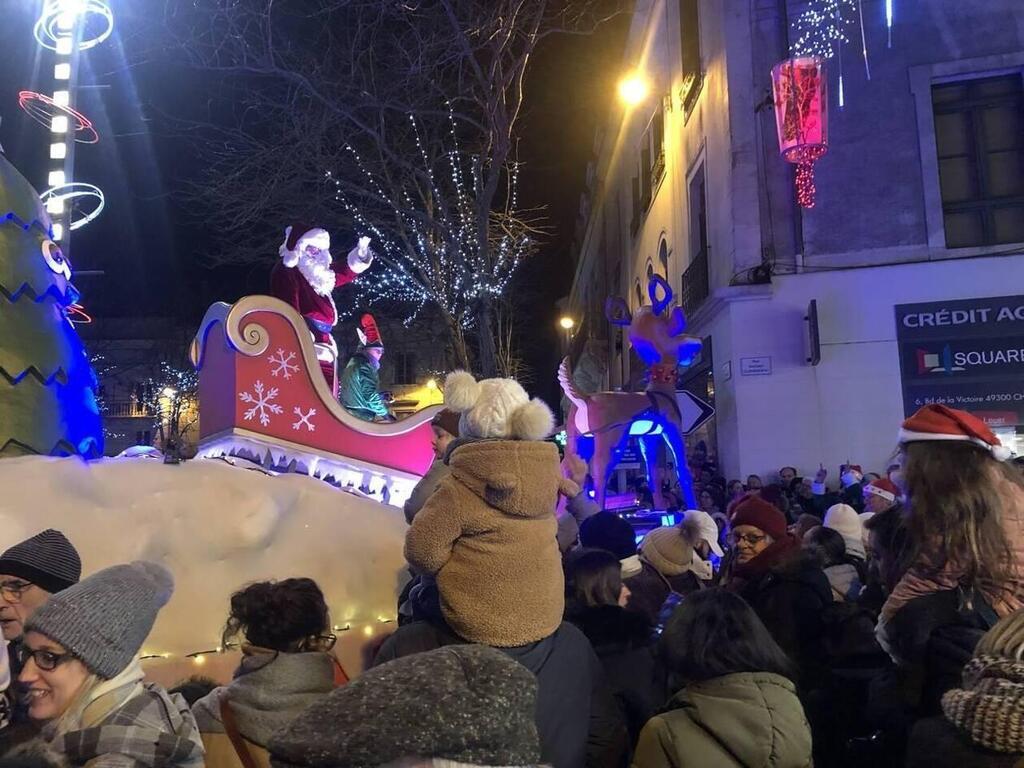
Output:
[269,644,540,768]
[0,530,81,594]
[25,561,173,679]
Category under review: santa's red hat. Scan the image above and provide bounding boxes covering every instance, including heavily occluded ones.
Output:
[864,477,899,504]
[899,404,1011,461]
[357,313,384,349]
[280,224,330,268]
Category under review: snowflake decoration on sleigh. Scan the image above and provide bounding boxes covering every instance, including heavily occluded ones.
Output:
[240,380,283,426]
[267,348,299,379]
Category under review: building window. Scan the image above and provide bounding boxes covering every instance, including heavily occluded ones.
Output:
[679,0,702,117]
[393,352,417,385]
[630,175,641,235]
[682,161,710,316]
[658,238,670,275]
[932,74,1024,248]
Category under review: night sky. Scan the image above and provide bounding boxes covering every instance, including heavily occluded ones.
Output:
[0,3,627,403]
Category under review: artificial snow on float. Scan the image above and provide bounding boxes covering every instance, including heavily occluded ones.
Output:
[0,454,409,683]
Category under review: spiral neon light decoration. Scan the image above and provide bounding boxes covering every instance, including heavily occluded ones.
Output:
[33,0,113,52]
[40,183,106,231]
[18,91,99,144]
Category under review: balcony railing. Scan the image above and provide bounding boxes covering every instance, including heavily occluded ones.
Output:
[680,248,710,318]
[104,400,150,418]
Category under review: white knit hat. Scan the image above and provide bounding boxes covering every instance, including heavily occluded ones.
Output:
[444,371,554,441]
[824,503,866,561]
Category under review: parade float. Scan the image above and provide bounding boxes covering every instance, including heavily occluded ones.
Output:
[0,151,440,680]
[559,275,715,511]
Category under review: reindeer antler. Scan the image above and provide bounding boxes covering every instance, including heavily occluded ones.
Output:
[605,296,632,327]
[648,275,673,316]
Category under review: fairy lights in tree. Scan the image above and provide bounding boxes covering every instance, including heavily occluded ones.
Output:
[789,0,879,110]
[324,110,537,340]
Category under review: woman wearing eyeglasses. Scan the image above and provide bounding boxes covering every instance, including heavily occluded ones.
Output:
[192,578,337,768]
[15,561,204,767]
[722,495,831,689]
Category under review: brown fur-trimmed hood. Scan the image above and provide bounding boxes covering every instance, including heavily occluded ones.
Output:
[448,440,578,518]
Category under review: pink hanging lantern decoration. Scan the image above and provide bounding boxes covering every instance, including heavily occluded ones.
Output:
[771,57,828,208]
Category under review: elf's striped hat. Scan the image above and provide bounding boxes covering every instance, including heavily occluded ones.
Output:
[357,313,384,349]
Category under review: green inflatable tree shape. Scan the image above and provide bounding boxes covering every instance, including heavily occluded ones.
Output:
[0,153,103,457]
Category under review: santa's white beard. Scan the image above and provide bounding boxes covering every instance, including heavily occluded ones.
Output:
[297,250,336,296]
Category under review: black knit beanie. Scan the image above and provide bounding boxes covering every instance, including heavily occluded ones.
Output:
[0,530,81,594]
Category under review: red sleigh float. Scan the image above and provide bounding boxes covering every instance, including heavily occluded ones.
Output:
[190,295,442,508]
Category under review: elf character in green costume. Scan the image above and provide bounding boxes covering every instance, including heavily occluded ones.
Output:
[0,154,102,457]
[339,313,393,422]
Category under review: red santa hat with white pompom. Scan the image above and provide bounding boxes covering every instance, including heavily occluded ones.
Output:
[280,224,330,268]
[898,404,1012,461]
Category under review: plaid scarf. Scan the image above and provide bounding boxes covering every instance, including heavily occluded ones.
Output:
[55,684,204,768]
[942,655,1024,754]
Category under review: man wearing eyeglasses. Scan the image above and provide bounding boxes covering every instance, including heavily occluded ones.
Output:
[0,529,81,724]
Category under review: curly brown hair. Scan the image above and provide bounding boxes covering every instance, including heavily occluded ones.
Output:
[901,441,1022,606]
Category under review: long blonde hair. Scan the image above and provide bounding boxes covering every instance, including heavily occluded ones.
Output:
[902,441,1020,602]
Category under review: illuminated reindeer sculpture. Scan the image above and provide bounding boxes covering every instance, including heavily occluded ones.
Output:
[559,276,708,510]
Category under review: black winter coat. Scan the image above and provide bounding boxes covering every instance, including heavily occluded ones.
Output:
[565,604,666,743]
[623,562,704,626]
[372,619,629,768]
[906,716,1021,768]
[737,552,832,687]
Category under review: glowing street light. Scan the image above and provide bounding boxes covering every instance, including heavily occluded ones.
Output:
[559,316,576,330]
[618,73,650,106]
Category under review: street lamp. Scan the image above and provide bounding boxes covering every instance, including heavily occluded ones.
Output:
[618,73,649,106]
[559,316,575,331]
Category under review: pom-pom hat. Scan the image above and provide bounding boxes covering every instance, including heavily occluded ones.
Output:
[899,404,1011,461]
[444,371,554,441]
[356,313,384,350]
[26,561,174,679]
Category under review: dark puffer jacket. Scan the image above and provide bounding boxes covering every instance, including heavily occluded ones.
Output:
[731,549,832,687]
[565,604,665,743]
[906,716,1021,768]
[624,563,704,627]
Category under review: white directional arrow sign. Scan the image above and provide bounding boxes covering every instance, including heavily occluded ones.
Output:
[676,390,715,434]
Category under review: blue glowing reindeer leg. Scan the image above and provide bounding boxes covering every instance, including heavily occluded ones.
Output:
[639,433,667,510]
[663,424,697,509]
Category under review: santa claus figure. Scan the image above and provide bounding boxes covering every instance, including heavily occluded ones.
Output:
[270,224,374,394]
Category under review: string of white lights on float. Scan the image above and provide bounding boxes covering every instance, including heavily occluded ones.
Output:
[138,616,399,666]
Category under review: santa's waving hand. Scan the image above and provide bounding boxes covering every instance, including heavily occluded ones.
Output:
[270,224,374,396]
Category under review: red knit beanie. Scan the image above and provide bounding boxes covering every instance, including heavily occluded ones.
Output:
[730,495,788,540]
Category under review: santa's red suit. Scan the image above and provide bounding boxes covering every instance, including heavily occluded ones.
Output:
[269,225,373,395]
